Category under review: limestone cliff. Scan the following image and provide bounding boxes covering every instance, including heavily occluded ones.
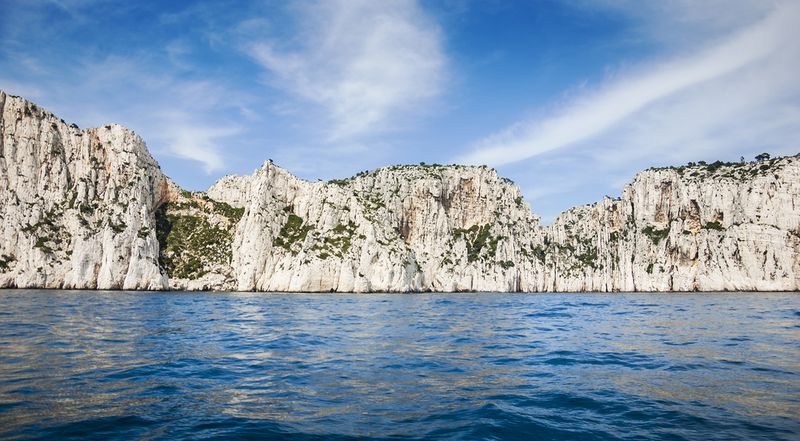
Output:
[546,160,800,291]
[1,91,798,292]
[219,162,546,292]
[0,91,169,289]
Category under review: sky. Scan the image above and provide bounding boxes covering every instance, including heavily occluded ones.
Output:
[1,0,799,222]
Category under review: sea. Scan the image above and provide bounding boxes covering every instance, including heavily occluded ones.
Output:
[0,290,798,440]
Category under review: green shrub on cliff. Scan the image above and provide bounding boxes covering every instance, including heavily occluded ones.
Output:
[642,226,670,245]
[453,224,501,262]
[273,214,313,253]
[155,202,234,279]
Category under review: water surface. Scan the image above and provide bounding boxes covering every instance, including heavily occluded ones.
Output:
[0,290,798,440]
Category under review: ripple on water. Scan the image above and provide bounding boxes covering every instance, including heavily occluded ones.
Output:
[0,290,798,440]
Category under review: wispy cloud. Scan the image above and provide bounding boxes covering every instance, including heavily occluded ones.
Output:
[0,53,243,175]
[154,117,240,174]
[1,0,450,181]
[570,0,777,44]
[458,1,800,167]
[247,0,447,140]
[0,2,251,177]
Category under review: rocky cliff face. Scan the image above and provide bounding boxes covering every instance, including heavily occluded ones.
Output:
[218,162,546,292]
[546,160,800,292]
[0,91,169,289]
[1,91,798,292]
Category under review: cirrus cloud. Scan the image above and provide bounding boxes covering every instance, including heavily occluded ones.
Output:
[458,1,800,167]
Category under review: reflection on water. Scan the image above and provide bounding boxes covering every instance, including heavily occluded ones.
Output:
[0,290,798,440]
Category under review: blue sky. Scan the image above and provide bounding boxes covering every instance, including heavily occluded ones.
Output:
[1,0,799,222]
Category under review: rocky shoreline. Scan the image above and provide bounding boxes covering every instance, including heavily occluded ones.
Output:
[2,90,798,292]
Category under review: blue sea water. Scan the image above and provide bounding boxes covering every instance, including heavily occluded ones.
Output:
[0,290,798,440]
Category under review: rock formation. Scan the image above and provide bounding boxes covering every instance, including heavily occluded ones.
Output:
[1,90,798,291]
[0,91,169,289]
[545,162,800,291]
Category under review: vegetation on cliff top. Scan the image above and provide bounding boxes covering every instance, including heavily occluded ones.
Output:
[650,153,796,180]
[327,163,493,186]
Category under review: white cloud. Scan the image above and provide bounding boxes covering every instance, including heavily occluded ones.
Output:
[74,57,247,174]
[0,1,257,179]
[570,0,778,44]
[155,119,240,174]
[0,52,245,175]
[458,1,800,167]
[248,0,447,140]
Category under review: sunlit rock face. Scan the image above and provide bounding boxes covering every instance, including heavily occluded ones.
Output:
[213,158,800,292]
[545,160,800,292]
[0,91,169,289]
[225,162,547,292]
[1,91,798,292]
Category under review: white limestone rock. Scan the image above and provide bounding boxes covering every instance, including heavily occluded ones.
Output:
[545,159,800,291]
[2,90,798,292]
[0,91,168,290]
[228,162,546,292]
